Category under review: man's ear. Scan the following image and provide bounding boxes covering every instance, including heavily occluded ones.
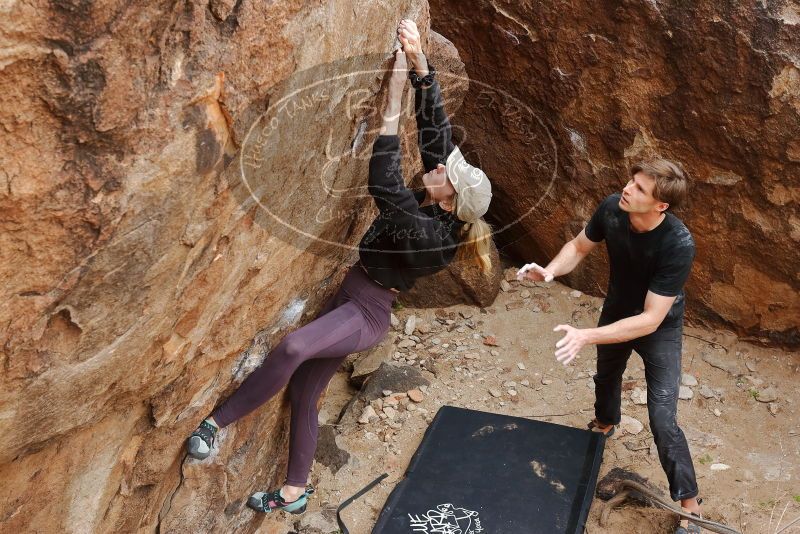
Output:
[656,202,669,213]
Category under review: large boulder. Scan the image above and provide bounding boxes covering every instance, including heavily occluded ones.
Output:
[0,1,444,532]
[430,0,800,345]
[399,239,503,308]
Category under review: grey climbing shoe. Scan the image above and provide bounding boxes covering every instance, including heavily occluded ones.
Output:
[186,419,218,459]
[247,486,315,514]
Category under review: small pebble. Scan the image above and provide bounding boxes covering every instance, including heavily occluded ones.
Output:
[407,389,424,403]
[699,385,715,399]
[359,406,377,424]
[756,386,778,403]
[620,415,643,435]
[404,315,417,336]
[631,388,647,405]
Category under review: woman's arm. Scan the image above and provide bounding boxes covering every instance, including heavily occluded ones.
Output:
[369,51,416,214]
[399,19,428,76]
[368,49,453,254]
[399,20,454,172]
[379,51,407,136]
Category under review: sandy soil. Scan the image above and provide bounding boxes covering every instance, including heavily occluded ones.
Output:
[263,268,800,534]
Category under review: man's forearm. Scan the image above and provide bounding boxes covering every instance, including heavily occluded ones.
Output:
[546,240,588,277]
[585,313,660,345]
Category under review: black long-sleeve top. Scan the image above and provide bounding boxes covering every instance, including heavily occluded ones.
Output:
[358,135,465,291]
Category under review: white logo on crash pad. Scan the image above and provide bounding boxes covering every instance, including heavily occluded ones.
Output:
[408,503,484,533]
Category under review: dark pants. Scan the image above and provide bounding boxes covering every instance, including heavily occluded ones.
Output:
[212,266,395,486]
[593,319,699,501]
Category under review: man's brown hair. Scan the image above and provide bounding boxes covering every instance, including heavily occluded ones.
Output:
[630,158,689,210]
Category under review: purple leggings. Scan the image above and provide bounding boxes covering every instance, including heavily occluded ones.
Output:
[211,265,395,486]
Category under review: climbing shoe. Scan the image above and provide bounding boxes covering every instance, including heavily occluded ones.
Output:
[247,486,315,515]
[186,419,218,459]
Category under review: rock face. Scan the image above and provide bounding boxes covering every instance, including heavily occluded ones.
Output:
[0,1,458,532]
[429,0,800,345]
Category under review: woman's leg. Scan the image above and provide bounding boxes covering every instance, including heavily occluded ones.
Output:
[282,295,392,497]
[211,302,366,428]
[263,298,390,501]
[280,356,345,497]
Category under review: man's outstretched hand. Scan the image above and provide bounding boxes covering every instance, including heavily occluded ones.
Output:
[553,324,590,365]
[517,262,555,282]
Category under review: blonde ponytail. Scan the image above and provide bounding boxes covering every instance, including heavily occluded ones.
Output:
[456,218,493,274]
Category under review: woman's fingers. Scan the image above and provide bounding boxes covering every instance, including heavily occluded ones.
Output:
[399,19,420,36]
[401,30,417,44]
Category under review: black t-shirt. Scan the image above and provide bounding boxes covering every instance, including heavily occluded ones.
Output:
[585,193,695,329]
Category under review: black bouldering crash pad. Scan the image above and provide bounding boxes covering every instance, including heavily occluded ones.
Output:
[373,406,604,533]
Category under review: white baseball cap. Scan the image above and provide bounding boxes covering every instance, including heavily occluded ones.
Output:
[445,146,492,223]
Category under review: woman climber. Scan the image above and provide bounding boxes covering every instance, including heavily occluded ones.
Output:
[185,19,493,515]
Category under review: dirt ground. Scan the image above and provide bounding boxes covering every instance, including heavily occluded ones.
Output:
[263,268,800,534]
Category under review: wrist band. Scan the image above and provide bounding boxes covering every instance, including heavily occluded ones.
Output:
[409,62,436,89]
